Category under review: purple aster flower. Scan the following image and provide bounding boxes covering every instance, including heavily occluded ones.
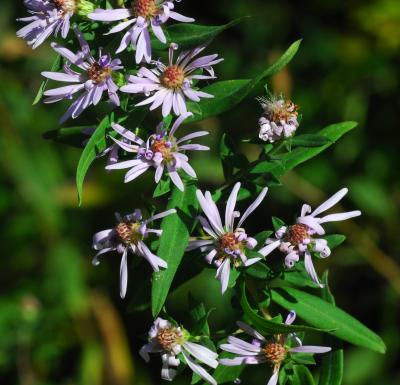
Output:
[220,311,331,385]
[140,317,218,384]
[41,28,123,123]
[120,43,224,117]
[105,113,209,191]
[88,0,194,63]
[92,208,175,298]
[17,0,75,49]
[259,188,362,287]
[187,183,270,294]
[257,96,300,143]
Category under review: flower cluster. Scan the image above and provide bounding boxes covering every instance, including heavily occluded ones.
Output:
[121,43,223,116]
[257,95,300,143]
[92,208,175,298]
[42,28,123,123]
[220,312,331,385]
[18,1,371,384]
[188,182,269,294]
[140,317,218,384]
[17,0,95,49]
[88,0,194,63]
[260,188,361,286]
[106,113,209,191]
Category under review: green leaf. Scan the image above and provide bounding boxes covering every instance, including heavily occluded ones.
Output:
[272,216,286,231]
[240,284,326,334]
[323,234,346,250]
[292,365,316,385]
[75,108,147,205]
[76,115,110,205]
[245,262,272,280]
[153,177,171,198]
[33,54,61,105]
[271,287,386,354]
[284,266,322,289]
[318,272,344,385]
[188,40,302,123]
[151,18,248,50]
[277,122,357,174]
[151,183,198,317]
[203,353,244,385]
[188,294,211,336]
[291,134,332,148]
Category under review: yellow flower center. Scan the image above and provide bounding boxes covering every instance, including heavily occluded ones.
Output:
[53,0,76,12]
[151,139,175,162]
[263,342,287,365]
[217,232,245,266]
[161,65,185,89]
[269,100,299,123]
[156,327,184,351]
[87,62,112,84]
[132,0,159,19]
[285,224,310,246]
[115,222,142,245]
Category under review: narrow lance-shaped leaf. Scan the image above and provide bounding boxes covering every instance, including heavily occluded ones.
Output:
[188,40,302,123]
[271,287,386,354]
[152,17,249,50]
[76,115,110,205]
[292,365,316,385]
[277,121,357,175]
[75,107,147,205]
[240,284,327,334]
[318,272,344,385]
[151,182,198,317]
[291,134,332,148]
[33,54,61,105]
[249,121,358,178]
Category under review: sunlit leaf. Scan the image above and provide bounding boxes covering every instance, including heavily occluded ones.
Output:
[188,40,302,123]
[151,182,199,317]
[151,18,249,50]
[271,287,386,354]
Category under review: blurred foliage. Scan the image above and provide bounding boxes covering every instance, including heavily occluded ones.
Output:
[0,0,399,384]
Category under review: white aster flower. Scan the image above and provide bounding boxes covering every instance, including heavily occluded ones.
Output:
[16,0,88,49]
[120,43,223,117]
[88,0,194,63]
[140,317,218,385]
[257,95,299,143]
[187,183,270,294]
[220,311,331,385]
[259,188,361,287]
[92,209,175,298]
[105,112,209,191]
[42,28,123,123]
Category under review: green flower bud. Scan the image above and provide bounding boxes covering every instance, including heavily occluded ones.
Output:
[77,0,96,16]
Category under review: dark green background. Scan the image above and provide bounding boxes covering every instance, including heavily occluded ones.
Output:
[0,0,399,384]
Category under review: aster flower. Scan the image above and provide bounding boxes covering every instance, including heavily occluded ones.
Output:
[120,43,223,117]
[41,28,123,123]
[16,0,94,49]
[105,112,209,191]
[88,0,194,63]
[259,188,361,287]
[92,208,175,298]
[220,311,331,385]
[257,95,299,143]
[140,317,218,385]
[187,183,270,294]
